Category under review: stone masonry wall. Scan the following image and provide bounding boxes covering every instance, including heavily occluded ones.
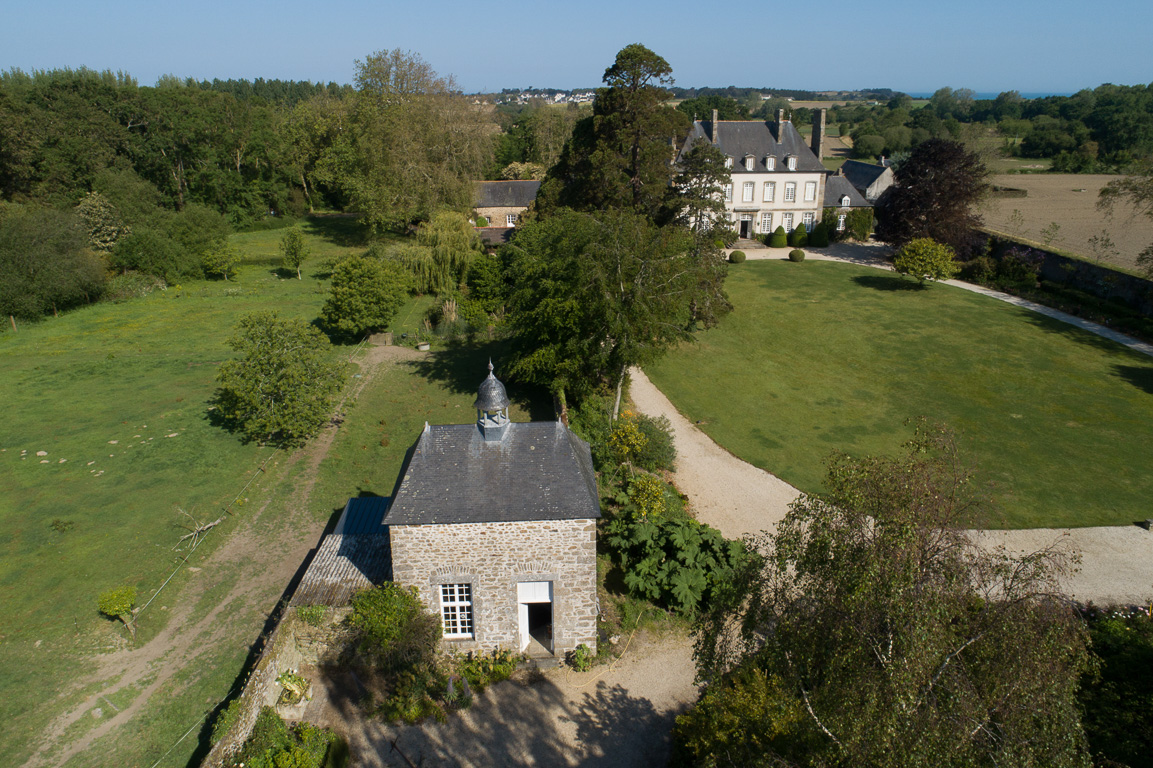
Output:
[475,206,524,227]
[390,518,598,657]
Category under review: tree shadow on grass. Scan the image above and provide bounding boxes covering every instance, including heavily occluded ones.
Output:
[408,339,555,421]
[852,274,922,291]
[1016,308,1145,356]
[302,214,372,249]
[1113,363,1153,395]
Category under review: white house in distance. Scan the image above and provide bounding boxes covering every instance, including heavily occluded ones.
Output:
[678,109,828,239]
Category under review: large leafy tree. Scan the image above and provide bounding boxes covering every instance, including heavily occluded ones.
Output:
[536,44,689,221]
[214,311,346,445]
[349,49,495,231]
[505,208,728,416]
[320,256,411,337]
[680,425,1092,768]
[0,205,106,319]
[877,138,989,256]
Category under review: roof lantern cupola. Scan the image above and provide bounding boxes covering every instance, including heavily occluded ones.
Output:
[474,360,511,442]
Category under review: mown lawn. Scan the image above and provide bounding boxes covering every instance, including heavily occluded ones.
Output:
[0,216,430,766]
[645,259,1153,529]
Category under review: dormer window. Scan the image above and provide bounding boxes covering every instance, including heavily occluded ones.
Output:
[786,155,797,171]
[765,156,776,171]
[743,155,755,171]
[840,195,851,207]
[724,156,733,169]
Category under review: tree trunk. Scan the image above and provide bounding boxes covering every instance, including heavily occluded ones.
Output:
[612,367,626,421]
[296,267,301,280]
[9,315,16,332]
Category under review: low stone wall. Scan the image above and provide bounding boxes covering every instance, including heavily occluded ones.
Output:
[984,230,1153,318]
[202,607,351,767]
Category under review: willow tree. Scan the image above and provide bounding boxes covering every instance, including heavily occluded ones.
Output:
[350,49,495,231]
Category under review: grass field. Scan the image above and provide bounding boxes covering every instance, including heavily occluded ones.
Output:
[981,174,1153,272]
[645,259,1153,529]
[0,216,446,766]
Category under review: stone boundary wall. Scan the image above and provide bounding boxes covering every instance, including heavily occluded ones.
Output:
[983,230,1153,318]
[202,613,303,767]
[202,607,351,767]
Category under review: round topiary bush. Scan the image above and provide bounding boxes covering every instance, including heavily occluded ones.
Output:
[729,250,746,263]
[789,249,806,262]
[788,227,809,248]
[769,226,788,248]
[474,215,488,227]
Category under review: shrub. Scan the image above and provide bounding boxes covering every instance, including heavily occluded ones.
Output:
[231,706,339,768]
[568,644,594,672]
[845,207,874,241]
[768,226,788,248]
[202,244,241,281]
[97,586,137,639]
[729,250,746,264]
[349,583,441,672]
[603,515,749,615]
[787,227,808,248]
[1080,609,1153,767]
[961,255,997,284]
[996,245,1044,287]
[892,237,960,285]
[628,473,667,520]
[788,249,805,262]
[634,414,676,472]
[210,697,242,745]
[474,215,489,227]
[456,649,519,692]
[808,221,830,248]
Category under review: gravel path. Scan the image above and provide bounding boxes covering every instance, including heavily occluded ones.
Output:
[632,244,1153,604]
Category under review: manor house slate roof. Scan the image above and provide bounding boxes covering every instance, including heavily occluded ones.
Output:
[474,180,541,208]
[824,175,871,208]
[679,120,826,173]
[382,421,601,526]
[840,160,892,195]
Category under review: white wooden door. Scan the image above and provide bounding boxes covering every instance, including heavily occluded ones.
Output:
[518,603,530,651]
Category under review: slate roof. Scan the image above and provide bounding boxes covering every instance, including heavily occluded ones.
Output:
[824,175,871,208]
[678,120,825,173]
[291,497,392,606]
[383,421,601,526]
[840,160,891,193]
[474,363,510,410]
[474,180,541,208]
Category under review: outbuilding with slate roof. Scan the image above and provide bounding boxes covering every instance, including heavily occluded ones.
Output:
[383,362,599,658]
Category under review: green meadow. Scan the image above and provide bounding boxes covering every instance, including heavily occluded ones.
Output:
[646,259,1153,529]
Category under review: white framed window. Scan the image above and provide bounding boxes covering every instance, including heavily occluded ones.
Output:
[742,182,755,202]
[765,156,775,171]
[744,156,755,171]
[783,213,794,232]
[760,212,773,233]
[440,583,473,638]
[784,183,796,202]
[787,156,797,171]
[723,183,733,202]
[724,156,733,169]
[763,182,775,202]
[804,181,817,202]
[803,212,815,231]
[837,213,847,231]
[840,195,851,207]
[506,213,517,227]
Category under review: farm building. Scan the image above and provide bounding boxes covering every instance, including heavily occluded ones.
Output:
[293,363,599,660]
[473,180,540,244]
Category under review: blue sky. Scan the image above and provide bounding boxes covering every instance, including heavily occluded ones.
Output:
[3,0,1149,94]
